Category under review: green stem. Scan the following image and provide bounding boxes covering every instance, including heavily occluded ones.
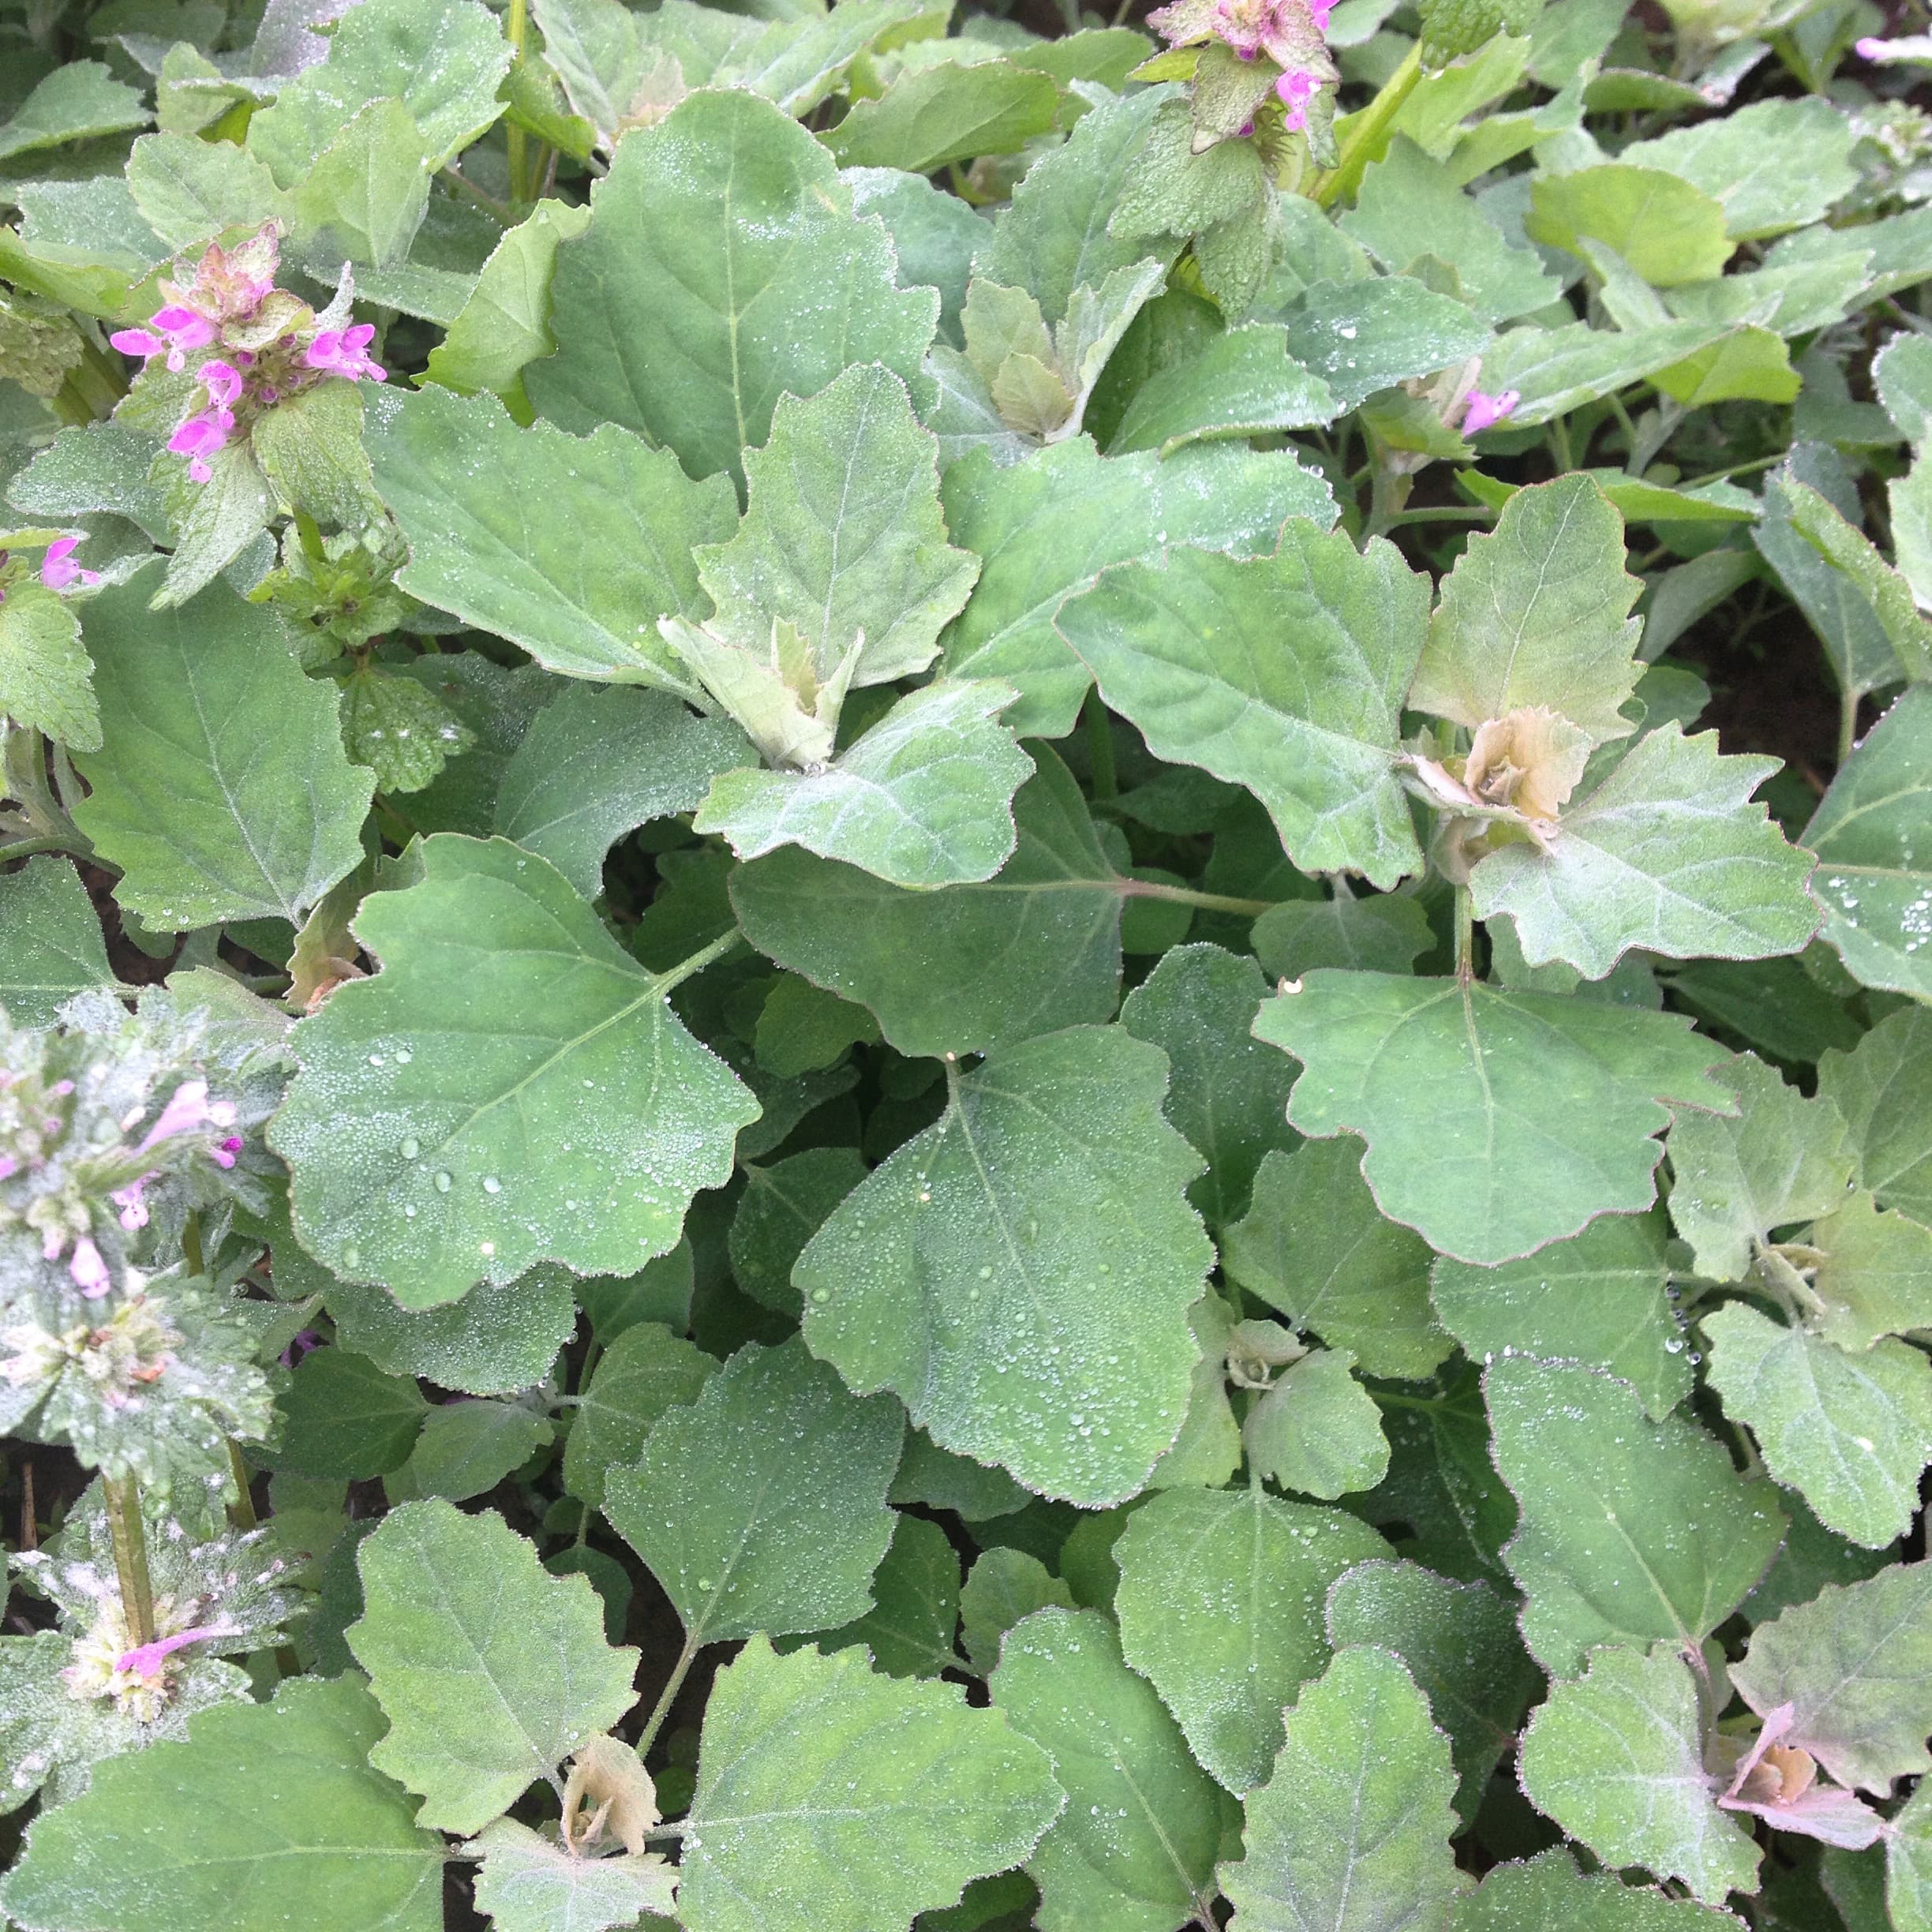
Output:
[505,0,530,201]
[654,927,743,995]
[1837,685,1860,769]
[182,1209,206,1279]
[1374,505,1498,530]
[103,1474,156,1649]
[438,166,512,223]
[1454,882,1474,984]
[1312,43,1422,210]
[1120,878,1275,918]
[635,1631,701,1761]
[227,1441,258,1530]
[1083,690,1118,800]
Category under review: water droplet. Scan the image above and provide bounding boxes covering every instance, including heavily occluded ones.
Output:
[434,1170,453,1193]
[400,1136,420,1160]
[482,1175,502,1194]
[341,1245,361,1271]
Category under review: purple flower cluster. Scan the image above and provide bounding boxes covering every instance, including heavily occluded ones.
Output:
[1149,0,1338,135]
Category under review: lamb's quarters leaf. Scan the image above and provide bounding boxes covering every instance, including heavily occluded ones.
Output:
[0,62,149,163]
[1245,1347,1391,1499]
[346,1499,638,1835]
[327,1265,580,1397]
[269,834,760,1308]
[1734,1561,1932,1793]
[823,59,1061,171]
[70,567,373,929]
[366,385,734,695]
[1780,481,1932,683]
[1252,972,1734,1265]
[1221,1140,1452,1378]
[526,92,938,488]
[469,1818,678,1932]
[696,682,1028,888]
[1120,942,1297,1227]
[245,0,511,184]
[1252,892,1436,979]
[124,129,286,251]
[1664,1053,1855,1283]
[494,683,750,897]
[1893,1783,1932,1932]
[678,1635,1062,1932]
[1621,98,1858,242]
[1517,1646,1761,1905]
[262,1346,429,1479]
[529,0,650,142]
[1430,1211,1690,1421]
[1806,1191,1932,1353]
[847,167,987,348]
[1107,324,1341,457]
[1820,1005,1932,1229]
[754,974,879,1076]
[384,1398,555,1504]
[894,1428,1032,1521]
[1056,532,1426,888]
[938,436,1333,739]
[1114,1485,1391,1794]
[961,1548,1075,1675]
[1146,1290,1243,1489]
[1410,474,1643,743]
[1486,1355,1786,1673]
[797,1024,1213,1506]
[1664,256,1869,340]
[1528,166,1733,286]
[691,363,979,689]
[0,1677,442,1932]
[563,1321,718,1511]
[1704,1301,1932,1549]
[1476,317,1726,428]
[732,745,1123,1058]
[1659,953,1863,1070]
[423,197,594,399]
[1342,137,1561,323]
[1278,275,1493,411]
[1650,327,1801,410]
[287,98,433,271]
[1469,728,1819,977]
[990,1606,1226,1932]
[601,1335,901,1645]
[1327,1560,1540,1827]
[1804,686,1932,1000]
[729,1146,868,1318]
[1893,460,1932,616]
[1218,1645,1462,1932]
[1451,1848,1747,1928]
[0,854,113,1024]
[975,85,1171,325]
[779,1512,962,1679]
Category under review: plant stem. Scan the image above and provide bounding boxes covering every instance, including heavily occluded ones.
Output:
[505,0,530,201]
[1083,690,1118,800]
[1454,882,1475,984]
[227,1441,259,1530]
[635,1631,701,1760]
[1837,684,1860,768]
[1312,43,1421,209]
[103,1473,156,1649]
[182,1209,206,1279]
[1120,878,1275,918]
[654,927,743,995]
[1374,505,1497,530]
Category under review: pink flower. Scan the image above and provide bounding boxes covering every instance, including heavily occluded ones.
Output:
[108,305,215,373]
[116,1623,239,1679]
[1855,34,1885,55]
[69,1237,110,1299]
[135,1080,235,1154]
[39,537,99,593]
[1462,388,1521,436]
[111,1176,153,1231]
[168,407,235,484]
[303,323,386,384]
[211,1135,243,1170]
[1277,66,1316,129]
[198,360,245,409]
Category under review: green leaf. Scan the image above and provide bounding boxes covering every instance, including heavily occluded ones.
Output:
[1528,166,1733,286]
[0,1678,442,1932]
[1806,1189,1932,1353]
[494,684,749,898]
[383,1398,555,1504]
[1892,1783,1932,1932]
[326,1265,580,1397]
[246,0,511,185]
[288,99,432,270]
[678,1634,1062,1932]
[1518,1646,1760,1904]
[601,1335,901,1645]
[1469,727,1819,978]
[1149,1289,1243,1490]
[469,1819,678,1932]
[563,1320,717,1511]
[1820,1005,1932,1229]
[339,663,473,795]
[991,1605,1225,1932]
[1245,1346,1391,1500]
[1410,474,1642,742]
[1219,1645,1462,1932]
[755,975,879,1077]
[1805,687,1932,1000]
[71,566,373,928]
[1108,324,1340,458]
[125,130,286,253]
[938,436,1333,739]
[1705,1302,1932,1550]
[1487,1354,1786,1672]
[1222,1140,1452,1378]
[1649,325,1801,409]
[9,420,174,543]
[960,1548,1074,1674]
[0,569,99,752]
[1664,1052,1855,1282]
[895,1428,1031,1521]
[1781,481,1932,684]
[270,834,760,1307]
[1279,275,1492,411]
[0,854,112,1024]
[1451,1849,1747,1928]
[1476,316,1724,429]
[1114,1485,1391,1794]
[0,62,149,164]
[825,60,1061,171]
[1431,1211,1690,1420]
[781,1511,963,1679]
[1057,530,1427,888]
[527,91,938,488]
[346,1500,638,1835]
[155,439,276,609]
[1327,1559,1540,1826]
[368,385,734,694]
[1621,98,1859,242]
[264,1346,428,1479]
[1734,1560,1932,1793]
[1253,971,1734,1264]
[728,1147,868,1317]
[1120,942,1297,1227]
[732,746,1122,1058]
[797,1025,1212,1505]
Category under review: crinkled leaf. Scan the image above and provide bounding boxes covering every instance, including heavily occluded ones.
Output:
[288,98,432,271]
[0,575,96,751]
[327,1265,580,1398]
[270,834,759,1307]
[1819,1004,1932,1230]
[1451,1848,1747,1928]
[469,1819,678,1932]
[1806,1189,1932,1353]
[339,663,472,796]
[563,1320,717,1511]
[798,1024,1212,1506]
[1245,1346,1391,1500]
[384,1399,555,1504]
[265,1346,429,1480]
[728,1145,867,1318]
